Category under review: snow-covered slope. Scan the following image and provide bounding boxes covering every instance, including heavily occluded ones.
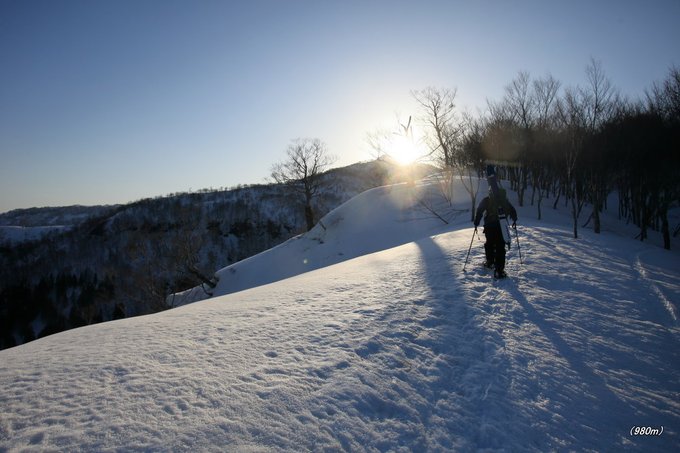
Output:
[1,181,679,452]
[172,183,437,304]
[173,181,469,305]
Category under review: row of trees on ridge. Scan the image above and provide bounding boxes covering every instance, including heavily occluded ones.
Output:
[410,59,679,248]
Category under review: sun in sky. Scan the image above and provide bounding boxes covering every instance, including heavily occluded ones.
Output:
[366,113,429,166]
[390,133,424,165]
[385,118,428,166]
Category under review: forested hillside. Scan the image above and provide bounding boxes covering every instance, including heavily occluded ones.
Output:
[0,160,431,350]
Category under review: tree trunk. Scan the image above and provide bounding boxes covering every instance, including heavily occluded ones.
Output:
[592,189,601,234]
[662,215,671,250]
[518,165,527,207]
[304,203,314,231]
[660,203,671,250]
[572,197,579,239]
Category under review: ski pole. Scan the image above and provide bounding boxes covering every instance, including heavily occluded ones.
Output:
[513,224,523,265]
[463,227,477,272]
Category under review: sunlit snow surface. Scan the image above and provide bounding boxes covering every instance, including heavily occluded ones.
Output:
[1,181,679,452]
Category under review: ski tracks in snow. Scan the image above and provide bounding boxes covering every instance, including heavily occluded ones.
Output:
[633,249,680,326]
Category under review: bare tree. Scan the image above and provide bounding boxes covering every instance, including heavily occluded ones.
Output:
[365,126,392,160]
[412,87,460,168]
[583,57,619,131]
[271,138,336,231]
[644,66,680,249]
[456,112,484,220]
[553,59,621,238]
[505,71,536,129]
[121,204,218,313]
[531,73,562,219]
[533,73,561,129]
[583,58,620,234]
[501,71,536,206]
[646,66,680,122]
[413,87,482,220]
[556,85,589,239]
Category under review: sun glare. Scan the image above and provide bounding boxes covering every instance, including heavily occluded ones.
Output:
[389,126,425,165]
[390,136,419,165]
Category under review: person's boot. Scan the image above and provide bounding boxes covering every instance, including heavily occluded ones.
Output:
[494,268,507,279]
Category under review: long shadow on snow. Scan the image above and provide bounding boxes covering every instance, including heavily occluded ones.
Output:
[504,280,675,451]
[413,235,528,451]
[519,226,680,450]
[415,233,676,451]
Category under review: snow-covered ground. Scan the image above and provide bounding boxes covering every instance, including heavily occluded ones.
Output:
[1,180,679,452]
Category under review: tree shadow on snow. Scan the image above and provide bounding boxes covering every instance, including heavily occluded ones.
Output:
[503,283,673,451]
[413,234,674,451]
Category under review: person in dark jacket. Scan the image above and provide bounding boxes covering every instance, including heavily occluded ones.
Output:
[473,188,518,278]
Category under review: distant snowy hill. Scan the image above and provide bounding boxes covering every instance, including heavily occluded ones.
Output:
[0,205,114,245]
[1,178,679,452]
[0,204,117,227]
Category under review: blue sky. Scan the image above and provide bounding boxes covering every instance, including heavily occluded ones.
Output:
[1,0,678,213]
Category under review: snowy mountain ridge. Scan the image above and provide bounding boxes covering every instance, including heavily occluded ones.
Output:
[1,178,679,452]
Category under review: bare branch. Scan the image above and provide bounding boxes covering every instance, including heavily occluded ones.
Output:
[271,138,336,231]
